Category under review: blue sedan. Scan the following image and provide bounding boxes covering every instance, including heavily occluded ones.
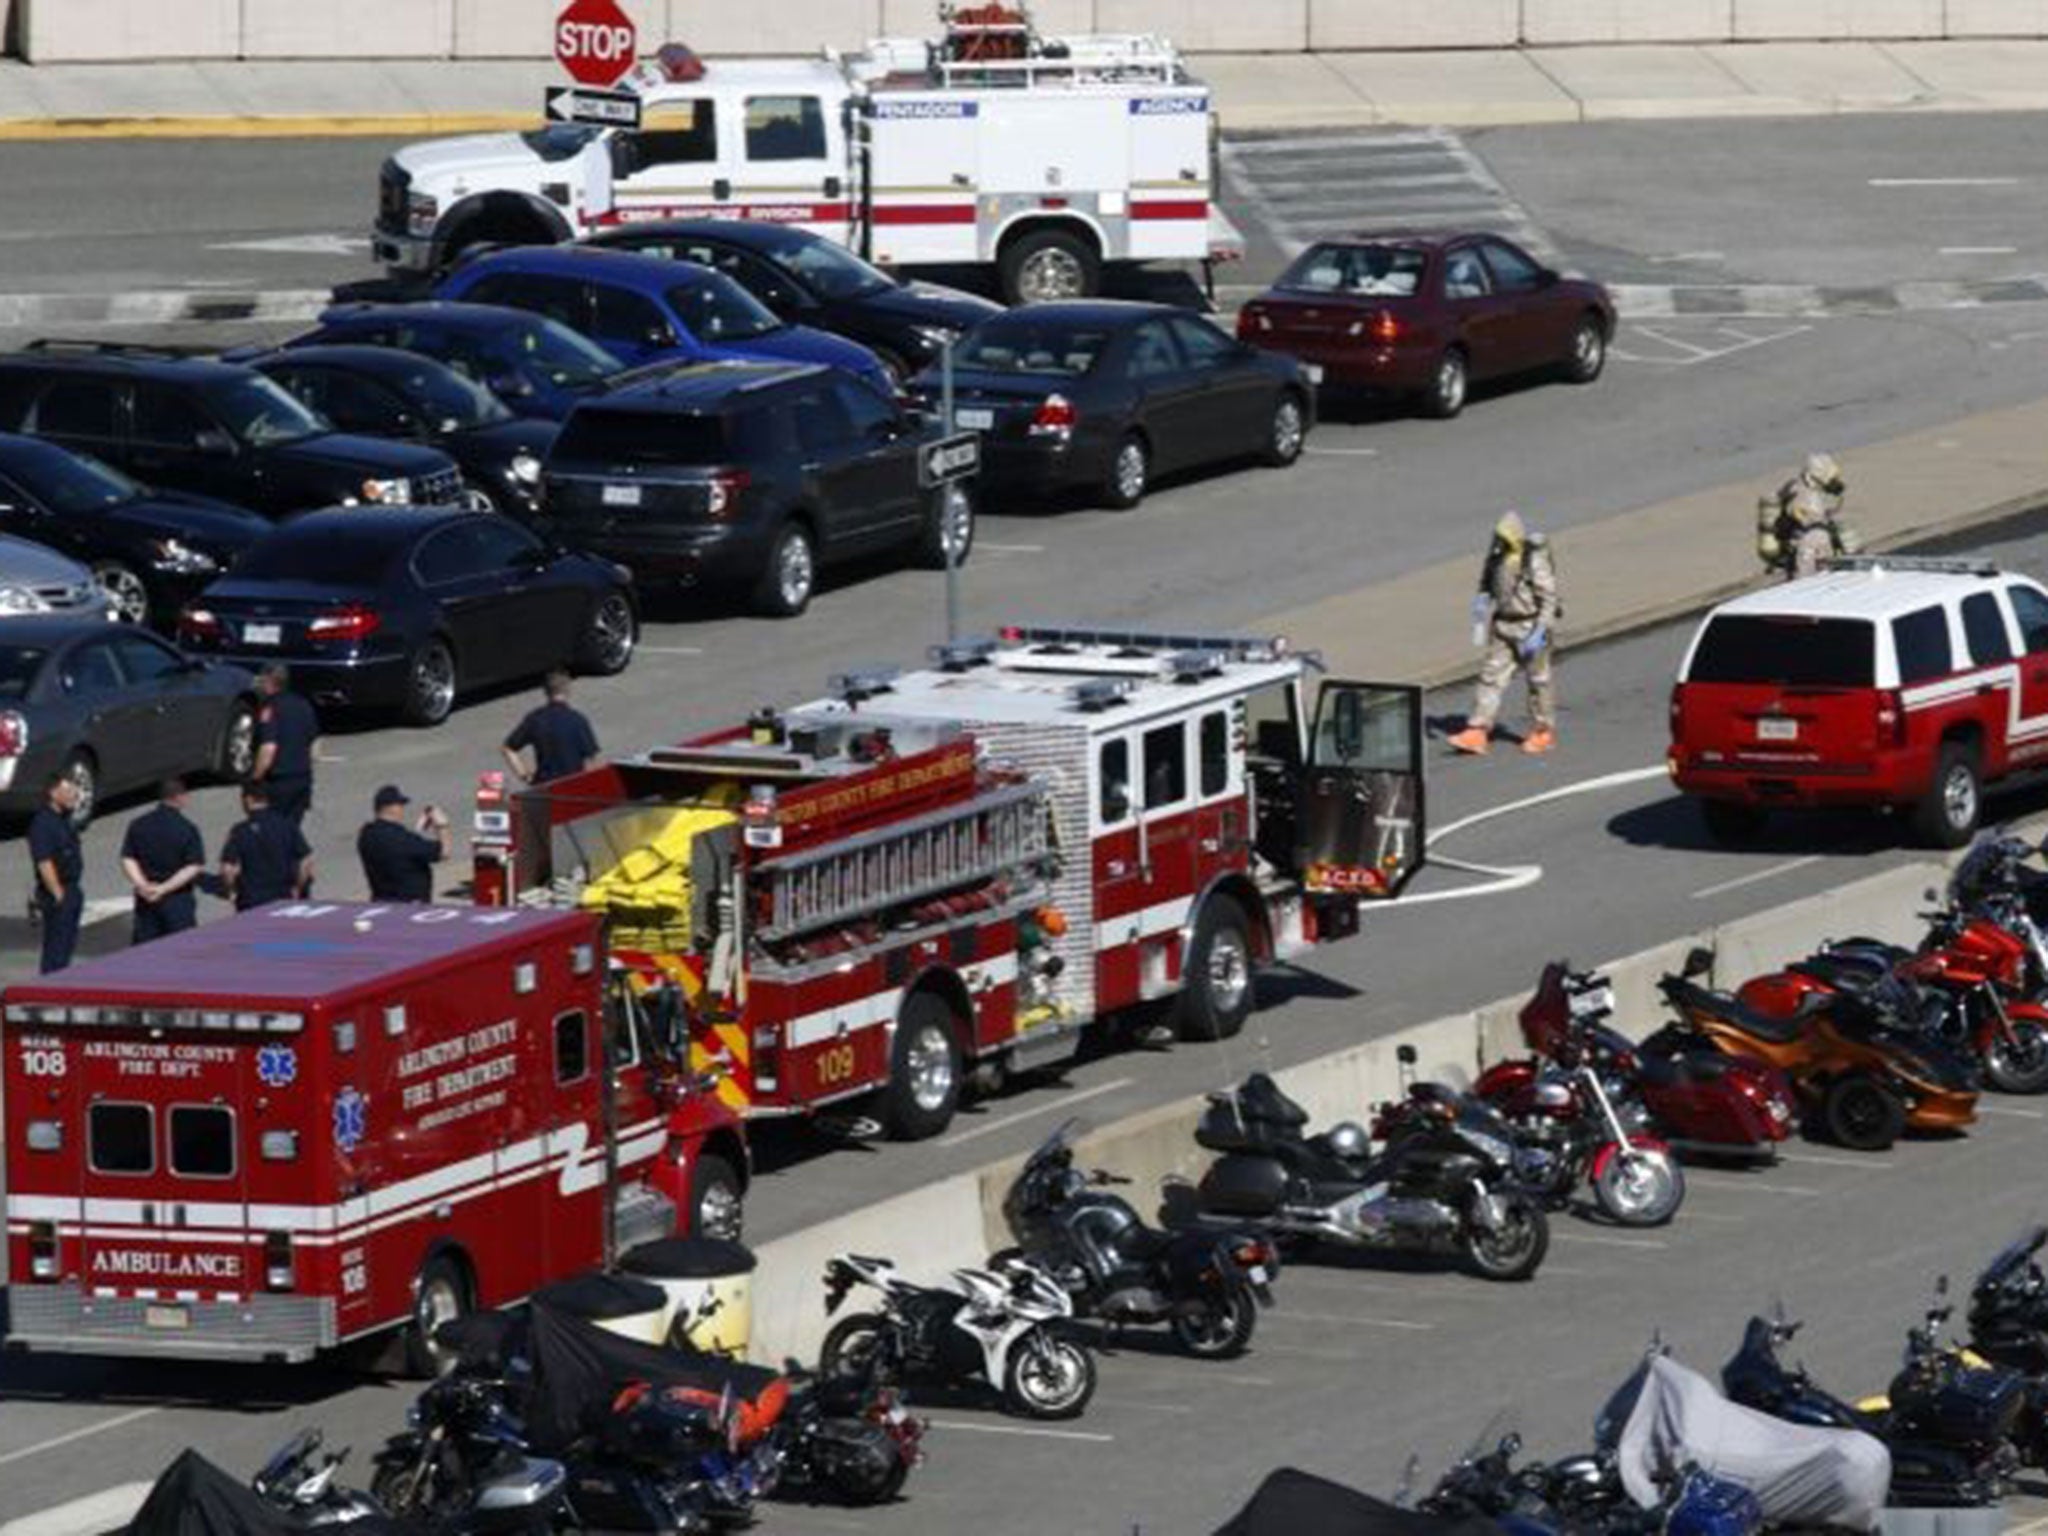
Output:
[434,246,893,395]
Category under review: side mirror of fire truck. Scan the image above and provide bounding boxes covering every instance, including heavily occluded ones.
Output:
[1331,689,1366,762]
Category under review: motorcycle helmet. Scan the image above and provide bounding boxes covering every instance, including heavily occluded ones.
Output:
[1324,1121,1369,1161]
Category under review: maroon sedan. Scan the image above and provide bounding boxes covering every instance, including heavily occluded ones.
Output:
[1236,233,1614,419]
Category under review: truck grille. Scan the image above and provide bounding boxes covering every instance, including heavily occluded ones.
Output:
[378,160,412,237]
[415,466,463,505]
[8,1284,336,1362]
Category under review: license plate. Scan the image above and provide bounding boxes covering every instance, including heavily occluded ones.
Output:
[1303,363,1325,384]
[602,483,642,507]
[1757,716,1798,741]
[144,1303,190,1331]
[1247,1264,1270,1285]
[242,623,281,646]
[954,408,994,431]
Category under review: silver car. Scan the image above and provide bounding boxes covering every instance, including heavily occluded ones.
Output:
[0,532,115,620]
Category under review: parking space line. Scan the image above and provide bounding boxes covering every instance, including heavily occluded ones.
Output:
[0,1407,159,1468]
[1270,1309,1435,1331]
[1870,177,2019,187]
[1942,246,2018,255]
[1691,856,1824,900]
[978,542,1046,553]
[0,1483,154,1536]
[1980,1105,2045,1119]
[1305,447,1380,458]
[637,645,706,655]
[1097,1398,1195,1414]
[1780,1152,1893,1170]
[1685,1177,1822,1196]
[935,1077,1134,1147]
[928,1418,1114,1443]
[1553,1232,1667,1250]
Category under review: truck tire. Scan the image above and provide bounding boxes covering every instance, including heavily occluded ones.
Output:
[882,992,962,1140]
[1000,228,1098,305]
[403,1255,470,1379]
[1176,900,1254,1043]
[1913,740,1981,848]
[689,1152,745,1242]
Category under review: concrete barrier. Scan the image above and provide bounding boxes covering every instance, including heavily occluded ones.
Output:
[746,851,1972,1365]
[1522,0,1733,45]
[1312,0,1521,51]
[455,0,668,60]
[670,0,879,55]
[23,0,239,62]
[241,0,454,60]
[1098,0,1308,52]
[1731,0,1945,39]
[1947,0,2048,34]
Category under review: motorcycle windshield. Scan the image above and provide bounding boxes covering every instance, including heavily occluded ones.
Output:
[1452,1102,1517,1168]
[1978,1227,2048,1290]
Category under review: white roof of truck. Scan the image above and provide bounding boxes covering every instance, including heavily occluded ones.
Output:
[1707,560,2017,625]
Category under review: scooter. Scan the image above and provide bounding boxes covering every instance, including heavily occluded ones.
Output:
[1192,1057,1549,1282]
[818,1252,1097,1420]
[1660,947,1977,1150]
[1510,960,1795,1163]
[997,1117,1278,1358]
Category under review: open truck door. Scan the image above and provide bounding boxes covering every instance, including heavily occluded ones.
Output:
[1299,679,1426,900]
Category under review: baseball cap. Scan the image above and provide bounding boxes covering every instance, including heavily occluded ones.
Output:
[374,784,410,810]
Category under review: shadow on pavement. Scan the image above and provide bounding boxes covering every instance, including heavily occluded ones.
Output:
[0,1334,390,1414]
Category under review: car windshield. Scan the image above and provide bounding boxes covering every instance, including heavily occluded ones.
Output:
[1688,615,1876,687]
[205,376,328,446]
[954,322,1111,377]
[234,528,401,586]
[554,408,731,465]
[3,441,142,514]
[389,359,513,429]
[0,645,44,699]
[498,320,623,390]
[762,238,894,301]
[1278,243,1428,298]
[669,277,784,343]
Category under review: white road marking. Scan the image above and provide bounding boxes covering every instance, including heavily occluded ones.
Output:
[1270,1309,1436,1331]
[1097,1398,1195,1414]
[1304,446,1380,458]
[1780,1152,1893,1170]
[1869,177,2020,187]
[936,1077,1135,1147]
[927,1418,1114,1443]
[0,1407,160,1469]
[636,645,706,656]
[0,1483,154,1536]
[1942,246,2019,255]
[1554,1232,1667,1250]
[978,542,1046,553]
[1430,766,1670,843]
[1647,252,1726,263]
[1979,1104,2046,1119]
[1691,856,1825,900]
[1686,1177,1823,1196]
[205,232,370,256]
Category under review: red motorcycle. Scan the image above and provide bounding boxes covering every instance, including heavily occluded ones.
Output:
[1487,961,1795,1165]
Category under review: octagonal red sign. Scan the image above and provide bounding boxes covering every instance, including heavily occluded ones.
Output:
[555,0,638,89]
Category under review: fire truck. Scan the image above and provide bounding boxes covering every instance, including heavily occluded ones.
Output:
[1,902,747,1367]
[372,4,1241,305]
[473,627,1425,1139]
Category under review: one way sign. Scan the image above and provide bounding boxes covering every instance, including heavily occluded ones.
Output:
[544,85,642,129]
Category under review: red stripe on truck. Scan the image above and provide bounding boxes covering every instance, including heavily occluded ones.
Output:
[870,204,978,226]
[1131,200,1208,221]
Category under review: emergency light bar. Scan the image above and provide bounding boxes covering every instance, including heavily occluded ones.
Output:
[998,624,1291,664]
[929,637,999,671]
[1165,649,1226,682]
[1825,555,2001,578]
[831,667,902,703]
[3,1003,304,1031]
[1070,677,1136,712]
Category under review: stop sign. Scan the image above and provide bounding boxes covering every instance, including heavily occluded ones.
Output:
[555,0,638,89]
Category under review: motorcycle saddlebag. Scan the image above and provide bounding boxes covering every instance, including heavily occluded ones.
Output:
[1198,1155,1288,1218]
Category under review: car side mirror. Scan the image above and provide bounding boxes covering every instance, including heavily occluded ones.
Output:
[1681,946,1716,980]
[608,134,640,178]
[1332,690,1365,760]
[1396,1043,1418,1065]
[1102,783,1130,823]
[195,428,236,456]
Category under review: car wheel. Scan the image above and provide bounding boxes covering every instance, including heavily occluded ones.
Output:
[754,522,817,618]
[1419,348,1468,419]
[913,483,975,570]
[60,748,96,830]
[1262,391,1308,467]
[1000,229,1099,306]
[574,591,636,675]
[215,700,257,782]
[1563,314,1607,384]
[1102,433,1149,511]
[1913,740,1981,848]
[91,560,150,625]
[401,637,458,727]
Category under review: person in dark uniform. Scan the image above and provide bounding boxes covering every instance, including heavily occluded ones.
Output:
[119,779,206,944]
[502,669,601,787]
[357,784,451,903]
[220,782,313,912]
[251,663,319,827]
[27,772,83,973]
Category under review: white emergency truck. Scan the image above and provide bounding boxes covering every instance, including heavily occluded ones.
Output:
[371,4,1241,305]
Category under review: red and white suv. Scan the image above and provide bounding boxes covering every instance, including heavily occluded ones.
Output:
[1669,557,2048,847]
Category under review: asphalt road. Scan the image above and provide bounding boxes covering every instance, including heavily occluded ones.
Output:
[6,111,2048,1528]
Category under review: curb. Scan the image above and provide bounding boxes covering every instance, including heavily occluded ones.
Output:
[0,112,531,141]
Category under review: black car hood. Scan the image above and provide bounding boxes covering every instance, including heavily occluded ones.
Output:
[273,432,452,478]
[852,282,1002,331]
[100,493,271,552]
[448,416,558,459]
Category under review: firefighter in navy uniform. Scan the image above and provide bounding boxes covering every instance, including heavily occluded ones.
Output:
[502,669,601,787]
[27,772,83,972]
[119,779,206,944]
[250,662,319,826]
[357,784,451,902]
[220,782,313,911]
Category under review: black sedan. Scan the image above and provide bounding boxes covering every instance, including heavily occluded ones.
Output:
[583,221,1000,387]
[178,508,636,726]
[245,345,558,520]
[908,302,1313,511]
[0,434,270,628]
[0,616,255,824]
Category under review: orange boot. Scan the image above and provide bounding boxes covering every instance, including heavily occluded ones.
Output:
[1447,726,1492,755]
[1521,729,1556,755]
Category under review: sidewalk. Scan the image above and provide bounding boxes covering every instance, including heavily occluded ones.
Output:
[2,38,2047,137]
[1265,393,2048,692]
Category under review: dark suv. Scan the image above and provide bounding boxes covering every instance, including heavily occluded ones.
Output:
[0,343,464,519]
[542,363,973,618]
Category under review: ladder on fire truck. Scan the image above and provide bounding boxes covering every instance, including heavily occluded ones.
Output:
[924,4,1184,89]
[755,780,1051,943]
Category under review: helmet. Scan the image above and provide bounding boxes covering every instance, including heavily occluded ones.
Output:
[1324,1121,1370,1160]
[1493,510,1527,550]
[1803,451,1843,492]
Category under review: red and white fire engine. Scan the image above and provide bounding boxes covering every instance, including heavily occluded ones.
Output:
[473,627,1426,1139]
[2,902,747,1366]
[373,4,1241,304]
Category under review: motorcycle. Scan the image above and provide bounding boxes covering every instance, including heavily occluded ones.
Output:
[1512,960,1795,1164]
[1192,1060,1549,1282]
[997,1118,1278,1359]
[1419,1425,1761,1536]
[818,1252,1098,1420]
[1660,946,1977,1150]
[773,1367,926,1507]
[1969,1225,2048,1375]
[1719,1290,2026,1507]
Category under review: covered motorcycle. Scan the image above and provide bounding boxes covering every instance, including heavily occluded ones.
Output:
[126,1450,354,1536]
[1604,1353,1890,1531]
[1212,1468,1506,1536]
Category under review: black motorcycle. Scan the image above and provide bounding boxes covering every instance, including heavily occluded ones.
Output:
[997,1118,1278,1359]
[1193,1061,1549,1282]
[1720,1295,2026,1506]
[263,1424,565,1533]
[1969,1225,2048,1374]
